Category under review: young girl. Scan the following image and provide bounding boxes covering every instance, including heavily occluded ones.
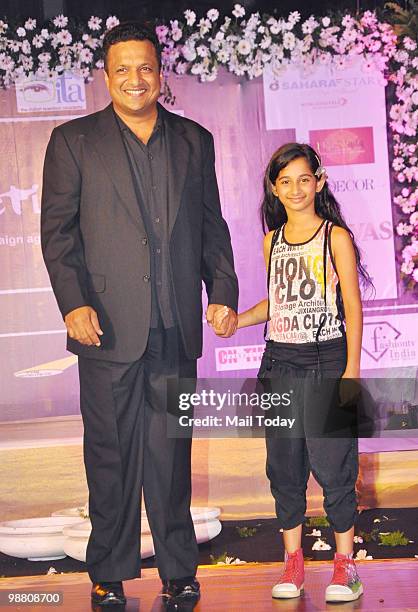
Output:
[216,143,370,603]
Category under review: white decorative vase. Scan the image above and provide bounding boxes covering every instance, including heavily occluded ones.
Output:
[62,520,155,562]
[57,507,222,563]
[0,516,84,561]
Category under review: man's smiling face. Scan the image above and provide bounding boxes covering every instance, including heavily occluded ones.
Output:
[104,39,161,118]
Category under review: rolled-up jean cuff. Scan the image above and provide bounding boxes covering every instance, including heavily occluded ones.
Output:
[276,513,307,531]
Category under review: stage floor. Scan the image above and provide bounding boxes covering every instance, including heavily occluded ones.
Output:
[0,559,416,611]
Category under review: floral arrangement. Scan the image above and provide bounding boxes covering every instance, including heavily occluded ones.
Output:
[0,4,417,288]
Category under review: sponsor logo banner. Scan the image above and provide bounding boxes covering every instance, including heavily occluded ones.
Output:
[16,72,86,112]
[309,127,375,166]
[361,313,418,369]
[215,344,264,371]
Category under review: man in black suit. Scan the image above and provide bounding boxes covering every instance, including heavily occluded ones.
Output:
[41,21,238,608]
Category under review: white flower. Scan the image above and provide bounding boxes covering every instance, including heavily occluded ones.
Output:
[217,556,246,565]
[80,48,93,63]
[232,4,245,19]
[288,11,301,25]
[197,45,209,58]
[260,35,272,50]
[82,34,99,49]
[24,18,36,30]
[32,34,45,49]
[16,26,26,37]
[353,535,364,543]
[184,10,196,26]
[182,45,197,62]
[53,14,68,28]
[95,59,104,69]
[88,16,102,31]
[21,40,31,54]
[207,9,219,22]
[105,16,119,30]
[41,28,49,39]
[342,15,354,28]
[318,52,332,65]
[397,222,413,236]
[404,37,417,51]
[355,549,373,560]
[411,91,418,106]
[312,538,331,551]
[401,261,414,275]
[237,39,252,56]
[334,56,346,70]
[172,28,183,42]
[216,49,229,63]
[191,62,204,75]
[306,529,322,537]
[56,30,72,45]
[392,157,405,171]
[283,32,296,50]
[322,17,331,27]
[38,52,51,63]
[199,18,211,36]
[175,61,188,74]
[8,41,20,52]
[0,20,8,34]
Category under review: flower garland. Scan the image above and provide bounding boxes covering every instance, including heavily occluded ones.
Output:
[0,5,417,289]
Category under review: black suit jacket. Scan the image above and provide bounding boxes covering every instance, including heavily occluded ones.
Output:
[41,103,238,362]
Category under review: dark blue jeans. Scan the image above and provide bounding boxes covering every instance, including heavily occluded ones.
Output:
[258,336,358,533]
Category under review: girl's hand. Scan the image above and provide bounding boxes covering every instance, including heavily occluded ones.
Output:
[342,368,360,379]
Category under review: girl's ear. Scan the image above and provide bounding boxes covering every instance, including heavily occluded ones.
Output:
[270,181,278,197]
[316,173,327,193]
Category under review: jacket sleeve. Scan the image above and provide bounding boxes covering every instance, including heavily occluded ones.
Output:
[41,127,88,318]
[201,132,239,311]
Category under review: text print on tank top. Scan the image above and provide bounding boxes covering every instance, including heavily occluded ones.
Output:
[268,220,344,343]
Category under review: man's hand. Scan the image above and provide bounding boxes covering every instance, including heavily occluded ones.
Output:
[64,306,103,347]
[206,304,237,338]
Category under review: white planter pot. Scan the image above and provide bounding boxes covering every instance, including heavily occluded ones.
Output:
[62,514,222,563]
[0,516,84,561]
[62,520,155,562]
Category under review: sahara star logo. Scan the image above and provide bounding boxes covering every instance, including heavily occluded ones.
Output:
[16,72,86,112]
[309,127,375,166]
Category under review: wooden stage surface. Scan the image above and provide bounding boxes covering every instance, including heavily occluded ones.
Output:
[0,559,417,611]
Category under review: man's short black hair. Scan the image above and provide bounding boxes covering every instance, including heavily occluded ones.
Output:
[102,21,162,72]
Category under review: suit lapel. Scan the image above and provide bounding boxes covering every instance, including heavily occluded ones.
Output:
[89,104,144,232]
[161,105,191,236]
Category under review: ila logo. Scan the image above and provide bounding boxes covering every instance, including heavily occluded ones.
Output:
[16,72,86,112]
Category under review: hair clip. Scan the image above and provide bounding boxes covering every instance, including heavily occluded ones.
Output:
[314,165,325,178]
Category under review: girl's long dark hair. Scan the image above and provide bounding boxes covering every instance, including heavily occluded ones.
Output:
[260,142,373,291]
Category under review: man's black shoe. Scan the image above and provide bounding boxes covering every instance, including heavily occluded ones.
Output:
[161,577,200,606]
[91,582,126,606]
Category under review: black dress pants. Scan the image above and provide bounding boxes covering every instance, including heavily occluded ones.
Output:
[78,325,199,582]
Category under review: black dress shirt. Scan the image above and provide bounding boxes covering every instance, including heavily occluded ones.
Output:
[115,108,176,329]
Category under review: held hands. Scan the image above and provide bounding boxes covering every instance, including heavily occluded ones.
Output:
[64,306,103,347]
[206,304,238,338]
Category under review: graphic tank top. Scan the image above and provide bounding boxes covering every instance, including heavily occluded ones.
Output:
[267,220,344,343]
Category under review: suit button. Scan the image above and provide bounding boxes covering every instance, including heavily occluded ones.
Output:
[142,237,148,245]
[143,275,150,282]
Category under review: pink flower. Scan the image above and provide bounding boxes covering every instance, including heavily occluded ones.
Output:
[155,25,169,44]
